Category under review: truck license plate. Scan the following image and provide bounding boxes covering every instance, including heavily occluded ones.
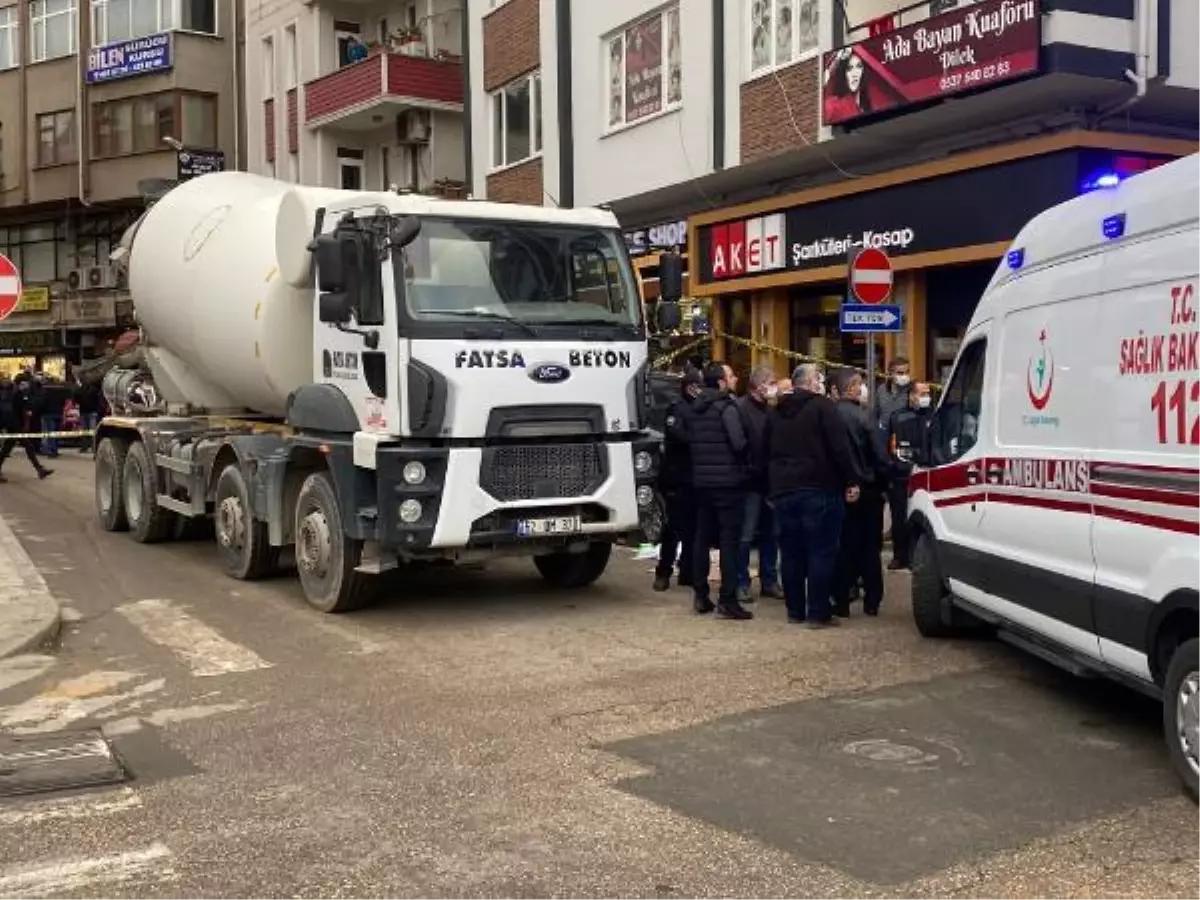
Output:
[515,516,581,537]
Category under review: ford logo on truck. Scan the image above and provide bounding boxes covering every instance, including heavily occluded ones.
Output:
[530,363,570,384]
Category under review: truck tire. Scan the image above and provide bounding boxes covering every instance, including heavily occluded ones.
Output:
[1164,637,1199,802]
[95,437,129,532]
[534,541,612,589]
[912,532,953,638]
[214,464,278,580]
[294,471,376,613]
[123,441,174,544]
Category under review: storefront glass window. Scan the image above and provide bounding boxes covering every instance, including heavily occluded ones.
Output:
[726,294,753,381]
[789,288,869,373]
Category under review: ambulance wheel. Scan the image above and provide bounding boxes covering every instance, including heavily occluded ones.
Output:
[215,464,278,580]
[1164,637,1199,803]
[95,437,129,532]
[911,532,954,638]
[123,441,175,544]
[294,471,377,614]
[534,541,612,589]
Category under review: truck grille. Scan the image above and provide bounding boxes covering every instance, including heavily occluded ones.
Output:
[482,444,605,502]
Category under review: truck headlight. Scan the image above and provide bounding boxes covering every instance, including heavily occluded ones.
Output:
[634,450,653,474]
[399,499,423,523]
[636,485,654,507]
[402,460,426,485]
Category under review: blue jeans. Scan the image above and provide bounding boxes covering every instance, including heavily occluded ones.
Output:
[774,488,845,622]
[738,491,779,591]
[40,414,60,456]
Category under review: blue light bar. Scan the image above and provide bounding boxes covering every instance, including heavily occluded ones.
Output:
[1007,248,1025,269]
[1081,170,1123,192]
[1103,213,1127,240]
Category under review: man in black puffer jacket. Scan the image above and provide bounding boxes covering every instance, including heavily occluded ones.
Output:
[653,367,702,592]
[678,361,752,620]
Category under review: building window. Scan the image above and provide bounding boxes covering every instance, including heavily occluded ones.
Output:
[262,34,275,98]
[180,93,217,147]
[750,0,818,74]
[90,0,216,44]
[490,71,541,169]
[605,4,681,129]
[92,91,213,157]
[30,0,76,62]
[0,6,18,70]
[283,22,297,88]
[335,20,362,68]
[36,110,76,166]
[338,148,364,190]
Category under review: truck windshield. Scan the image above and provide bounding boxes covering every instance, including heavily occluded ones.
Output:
[395,217,643,335]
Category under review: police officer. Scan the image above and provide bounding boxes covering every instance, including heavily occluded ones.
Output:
[679,361,752,620]
[653,367,702,591]
[885,380,933,571]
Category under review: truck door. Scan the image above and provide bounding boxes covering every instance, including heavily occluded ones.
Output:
[924,330,991,600]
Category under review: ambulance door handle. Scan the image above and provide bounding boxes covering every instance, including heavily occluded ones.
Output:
[965,464,982,485]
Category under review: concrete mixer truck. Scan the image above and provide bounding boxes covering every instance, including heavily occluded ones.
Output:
[94,172,670,613]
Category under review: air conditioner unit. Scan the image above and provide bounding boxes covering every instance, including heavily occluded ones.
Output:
[398,109,431,144]
[85,264,119,290]
[67,268,87,291]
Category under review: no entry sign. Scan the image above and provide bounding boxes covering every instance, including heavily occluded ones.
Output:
[0,253,21,322]
[849,247,894,305]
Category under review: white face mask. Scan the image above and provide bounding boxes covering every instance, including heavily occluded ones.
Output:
[814,377,827,396]
[859,384,870,404]
[917,394,932,409]
[764,385,779,399]
[894,374,911,387]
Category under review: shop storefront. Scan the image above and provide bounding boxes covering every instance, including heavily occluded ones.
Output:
[626,218,712,367]
[687,132,1195,381]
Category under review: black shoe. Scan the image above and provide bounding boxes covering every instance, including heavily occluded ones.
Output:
[887,559,907,571]
[693,596,715,615]
[717,602,753,620]
[787,615,806,624]
[832,605,850,618]
[760,584,785,600]
[652,574,671,592]
[736,586,753,604]
[805,618,840,629]
[677,577,694,589]
[0,473,7,483]
[37,468,53,480]
[864,607,880,617]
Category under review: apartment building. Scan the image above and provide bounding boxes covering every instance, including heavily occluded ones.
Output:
[0,0,239,377]
[468,0,1198,380]
[244,0,467,194]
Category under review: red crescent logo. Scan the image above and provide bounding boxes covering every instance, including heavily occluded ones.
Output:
[1027,348,1054,411]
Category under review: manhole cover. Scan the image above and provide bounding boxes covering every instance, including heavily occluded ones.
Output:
[840,735,965,770]
[0,730,128,798]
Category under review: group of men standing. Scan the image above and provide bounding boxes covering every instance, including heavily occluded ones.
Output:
[654,356,932,627]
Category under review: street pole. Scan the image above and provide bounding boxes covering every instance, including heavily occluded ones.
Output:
[866,331,876,411]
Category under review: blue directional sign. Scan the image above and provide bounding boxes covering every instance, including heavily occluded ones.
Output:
[839,303,902,333]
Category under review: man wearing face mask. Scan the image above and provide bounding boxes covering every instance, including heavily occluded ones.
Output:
[885,381,933,571]
[873,357,911,429]
[829,368,887,617]
[653,367,703,591]
[734,365,782,602]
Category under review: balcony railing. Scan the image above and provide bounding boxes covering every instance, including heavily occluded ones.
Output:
[304,50,464,127]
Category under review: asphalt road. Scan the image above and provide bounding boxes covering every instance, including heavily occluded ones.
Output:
[0,453,1195,898]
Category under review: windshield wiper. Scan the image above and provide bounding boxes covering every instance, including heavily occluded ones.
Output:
[434,310,540,338]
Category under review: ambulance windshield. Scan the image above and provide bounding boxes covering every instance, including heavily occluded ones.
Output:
[395,217,643,336]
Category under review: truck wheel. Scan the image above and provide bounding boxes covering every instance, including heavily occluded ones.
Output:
[912,532,953,638]
[1164,637,1199,802]
[294,471,376,613]
[534,541,612,589]
[123,441,174,544]
[214,464,278,580]
[95,437,129,532]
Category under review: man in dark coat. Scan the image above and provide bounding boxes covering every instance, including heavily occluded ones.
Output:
[653,367,702,591]
[735,365,782,602]
[885,380,933,570]
[0,373,53,482]
[829,368,887,616]
[678,361,752,619]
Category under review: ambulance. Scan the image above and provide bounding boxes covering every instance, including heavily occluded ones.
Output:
[907,152,1199,799]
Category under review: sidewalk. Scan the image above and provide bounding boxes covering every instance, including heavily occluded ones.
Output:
[0,510,60,659]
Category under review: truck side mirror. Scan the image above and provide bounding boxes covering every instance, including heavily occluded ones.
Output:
[391,215,422,249]
[658,250,683,302]
[655,301,682,332]
[310,233,345,293]
[319,292,352,324]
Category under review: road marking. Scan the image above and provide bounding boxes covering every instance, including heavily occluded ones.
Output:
[103,701,251,736]
[0,843,174,898]
[0,655,56,693]
[117,599,272,677]
[0,675,165,734]
[0,786,142,828]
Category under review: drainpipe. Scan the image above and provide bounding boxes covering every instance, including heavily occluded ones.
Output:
[231,0,242,170]
[16,0,28,203]
[1096,0,1152,122]
[77,0,92,205]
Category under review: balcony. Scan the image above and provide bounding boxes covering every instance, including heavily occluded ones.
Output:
[304,50,464,129]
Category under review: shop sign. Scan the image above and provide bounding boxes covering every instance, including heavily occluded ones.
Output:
[16,286,50,313]
[178,149,227,182]
[822,0,1040,126]
[0,330,58,353]
[624,219,688,256]
[695,150,1094,286]
[64,296,117,329]
[86,33,173,84]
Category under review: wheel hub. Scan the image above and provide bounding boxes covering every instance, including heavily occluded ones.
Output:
[1178,671,1199,777]
[217,496,246,552]
[297,510,332,579]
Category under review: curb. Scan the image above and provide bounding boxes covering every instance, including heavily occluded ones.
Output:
[0,511,61,661]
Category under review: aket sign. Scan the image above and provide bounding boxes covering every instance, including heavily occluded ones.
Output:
[709,215,786,279]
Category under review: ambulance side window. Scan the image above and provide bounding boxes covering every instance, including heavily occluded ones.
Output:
[932,338,987,465]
